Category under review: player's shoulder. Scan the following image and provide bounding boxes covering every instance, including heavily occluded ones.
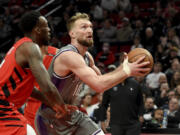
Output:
[57,45,80,56]
[17,42,41,59]
[19,41,38,50]
[57,51,86,69]
[59,50,82,60]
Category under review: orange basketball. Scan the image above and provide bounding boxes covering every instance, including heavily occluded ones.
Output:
[127,48,154,75]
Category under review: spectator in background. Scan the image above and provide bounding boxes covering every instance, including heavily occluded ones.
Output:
[165,58,180,85]
[89,93,104,127]
[95,42,115,69]
[167,97,180,128]
[90,2,103,21]
[163,1,178,22]
[130,5,143,27]
[167,90,176,101]
[158,74,168,91]
[163,46,180,70]
[143,108,164,128]
[159,74,168,86]
[101,0,118,12]
[80,93,93,115]
[167,28,180,48]
[116,17,133,43]
[175,84,180,105]
[141,27,158,56]
[170,71,180,89]
[130,36,143,51]
[146,62,165,95]
[147,15,164,38]
[118,0,131,13]
[97,19,117,43]
[130,19,144,39]
[156,83,170,108]
[151,108,164,128]
[155,44,166,65]
[143,97,157,126]
[153,74,168,101]
[155,6,165,27]
[115,10,125,29]
[162,19,173,36]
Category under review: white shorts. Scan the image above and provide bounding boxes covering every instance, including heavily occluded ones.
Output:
[27,124,36,135]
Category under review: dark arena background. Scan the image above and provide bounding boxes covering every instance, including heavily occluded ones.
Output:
[0,0,180,135]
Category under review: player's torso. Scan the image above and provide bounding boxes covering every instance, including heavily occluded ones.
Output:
[0,37,35,108]
[48,44,90,104]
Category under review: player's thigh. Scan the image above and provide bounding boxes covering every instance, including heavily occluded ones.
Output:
[27,124,36,135]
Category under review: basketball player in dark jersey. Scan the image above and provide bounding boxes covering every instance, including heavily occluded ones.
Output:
[35,13,150,135]
[0,11,66,135]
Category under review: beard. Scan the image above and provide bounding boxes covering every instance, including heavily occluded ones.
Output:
[77,38,94,47]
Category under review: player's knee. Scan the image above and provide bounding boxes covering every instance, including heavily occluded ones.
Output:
[27,124,36,135]
[92,129,105,135]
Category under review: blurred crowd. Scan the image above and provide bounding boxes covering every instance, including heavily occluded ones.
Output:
[0,0,180,133]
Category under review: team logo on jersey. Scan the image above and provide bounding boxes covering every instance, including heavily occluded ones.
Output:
[113,86,118,91]
[130,88,134,91]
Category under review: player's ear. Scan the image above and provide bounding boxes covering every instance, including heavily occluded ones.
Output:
[69,30,75,39]
[34,27,41,34]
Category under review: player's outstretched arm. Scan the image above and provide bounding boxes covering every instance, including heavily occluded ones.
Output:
[58,51,150,93]
[21,43,66,115]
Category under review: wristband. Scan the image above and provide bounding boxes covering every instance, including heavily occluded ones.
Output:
[122,58,131,76]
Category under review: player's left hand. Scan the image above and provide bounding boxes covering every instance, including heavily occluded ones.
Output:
[52,104,67,119]
[54,104,78,127]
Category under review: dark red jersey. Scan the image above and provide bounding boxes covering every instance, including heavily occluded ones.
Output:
[0,37,35,108]
[0,37,36,135]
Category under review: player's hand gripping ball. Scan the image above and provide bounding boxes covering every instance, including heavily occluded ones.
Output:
[128,48,154,76]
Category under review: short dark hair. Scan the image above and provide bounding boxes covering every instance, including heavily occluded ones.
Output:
[19,11,41,33]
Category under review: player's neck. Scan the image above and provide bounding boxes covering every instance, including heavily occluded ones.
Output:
[71,41,88,56]
[24,34,43,46]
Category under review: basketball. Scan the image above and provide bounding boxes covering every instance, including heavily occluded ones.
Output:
[128,48,154,75]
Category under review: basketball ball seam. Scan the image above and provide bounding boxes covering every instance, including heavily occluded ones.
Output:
[129,53,151,63]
